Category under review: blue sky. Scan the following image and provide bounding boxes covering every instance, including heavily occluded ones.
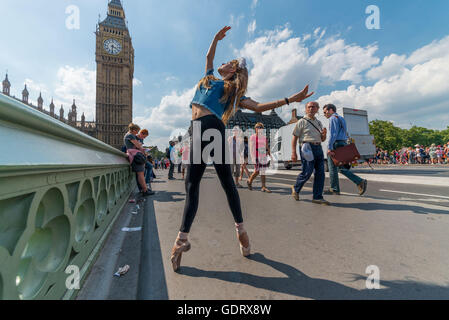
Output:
[1,0,449,148]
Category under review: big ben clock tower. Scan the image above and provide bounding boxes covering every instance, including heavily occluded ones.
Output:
[96,0,134,149]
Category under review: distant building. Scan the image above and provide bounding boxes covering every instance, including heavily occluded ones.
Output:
[1,0,133,149]
[287,108,302,124]
[226,108,286,144]
[1,75,97,137]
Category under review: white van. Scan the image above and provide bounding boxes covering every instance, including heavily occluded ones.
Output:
[271,107,376,171]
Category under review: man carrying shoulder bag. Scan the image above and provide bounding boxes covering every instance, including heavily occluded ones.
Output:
[323,104,367,196]
[291,101,329,205]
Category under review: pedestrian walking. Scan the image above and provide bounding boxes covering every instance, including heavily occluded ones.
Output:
[180,140,190,180]
[247,123,272,193]
[168,141,176,179]
[291,102,329,205]
[239,136,251,183]
[170,26,314,272]
[228,126,243,188]
[323,104,367,196]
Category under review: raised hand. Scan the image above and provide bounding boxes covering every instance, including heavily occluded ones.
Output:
[215,26,231,41]
[289,85,314,104]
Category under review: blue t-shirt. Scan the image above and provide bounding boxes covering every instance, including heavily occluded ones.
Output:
[190,69,249,119]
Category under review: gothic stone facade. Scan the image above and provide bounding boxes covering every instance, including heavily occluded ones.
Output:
[1,0,134,149]
[1,78,96,137]
[96,0,134,149]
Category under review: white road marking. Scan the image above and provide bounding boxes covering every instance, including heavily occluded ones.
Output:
[206,166,449,188]
[397,198,449,204]
[268,182,449,210]
[263,170,449,187]
[379,189,449,200]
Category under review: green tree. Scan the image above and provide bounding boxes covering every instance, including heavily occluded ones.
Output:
[369,120,403,150]
[369,121,449,151]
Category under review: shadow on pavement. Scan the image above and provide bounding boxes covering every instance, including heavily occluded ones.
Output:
[329,201,449,215]
[137,197,169,300]
[178,253,449,299]
[152,190,185,203]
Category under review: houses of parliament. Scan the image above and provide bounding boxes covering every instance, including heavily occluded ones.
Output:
[1,0,134,150]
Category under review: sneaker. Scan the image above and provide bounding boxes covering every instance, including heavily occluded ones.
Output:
[312,199,330,205]
[357,179,367,196]
[142,190,155,196]
[326,188,341,195]
[291,186,299,201]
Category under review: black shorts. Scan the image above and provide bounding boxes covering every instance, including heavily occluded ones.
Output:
[131,153,146,173]
[132,160,145,173]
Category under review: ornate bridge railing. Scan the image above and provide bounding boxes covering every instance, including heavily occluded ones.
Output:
[0,94,134,300]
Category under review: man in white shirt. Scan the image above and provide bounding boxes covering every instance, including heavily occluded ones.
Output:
[291,102,329,205]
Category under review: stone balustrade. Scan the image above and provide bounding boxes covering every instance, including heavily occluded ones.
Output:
[0,94,134,300]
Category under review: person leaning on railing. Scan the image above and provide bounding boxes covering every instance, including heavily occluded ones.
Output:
[124,123,154,196]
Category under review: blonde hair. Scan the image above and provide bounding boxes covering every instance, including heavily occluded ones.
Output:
[128,123,140,132]
[197,59,248,125]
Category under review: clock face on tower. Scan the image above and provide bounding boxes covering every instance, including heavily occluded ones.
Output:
[103,38,122,55]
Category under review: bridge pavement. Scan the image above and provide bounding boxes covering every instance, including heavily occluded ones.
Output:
[78,167,449,300]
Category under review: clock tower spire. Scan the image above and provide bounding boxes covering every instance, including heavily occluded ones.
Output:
[95,0,134,149]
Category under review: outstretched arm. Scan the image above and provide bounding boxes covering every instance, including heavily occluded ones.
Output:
[239,85,314,113]
[206,26,231,73]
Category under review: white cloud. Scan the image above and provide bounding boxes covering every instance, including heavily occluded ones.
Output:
[165,75,178,82]
[24,78,50,100]
[251,0,259,11]
[133,87,196,149]
[53,65,96,120]
[238,26,379,104]
[366,54,407,80]
[317,53,449,129]
[133,78,142,87]
[229,14,245,28]
[248,20,257,35]
[407,35,449,65]
[365,35,449,82]
[309,38,379,83]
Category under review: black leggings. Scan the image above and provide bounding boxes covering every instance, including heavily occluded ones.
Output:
[180,114,243,233]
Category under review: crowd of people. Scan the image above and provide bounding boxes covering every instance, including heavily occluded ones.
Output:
[122,26,371,273]
[372,143,449,165]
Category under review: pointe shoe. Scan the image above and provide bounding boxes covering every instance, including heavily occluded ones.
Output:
[170,238,191,272]
[236,230,251,257]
